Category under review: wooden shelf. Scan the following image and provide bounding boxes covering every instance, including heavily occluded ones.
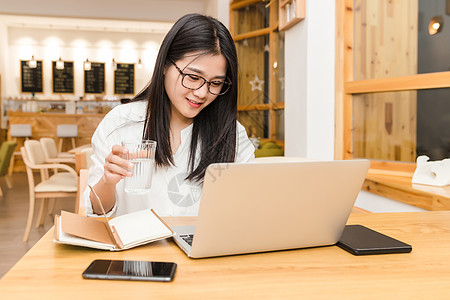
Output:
[344,71,450,94]
[279,0,305,31]
[230,0,261,10]
[363,170,450,211]
[238,102,285,111]
[233,27,273,42]
[230,0,284,141]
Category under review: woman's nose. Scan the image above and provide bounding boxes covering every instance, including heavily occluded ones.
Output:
[193,83,209,99]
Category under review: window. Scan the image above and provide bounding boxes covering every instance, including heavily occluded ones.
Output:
[335,0,450,210]
[336,0,450,165]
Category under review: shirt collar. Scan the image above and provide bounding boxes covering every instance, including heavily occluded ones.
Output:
[180,123,193,141]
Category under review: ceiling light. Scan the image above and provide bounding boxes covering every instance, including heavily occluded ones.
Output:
[112,58,117,71]
[56,57,64,70]
[84,58,91,71]
[28,55,37,68]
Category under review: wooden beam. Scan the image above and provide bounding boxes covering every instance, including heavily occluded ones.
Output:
[345,71,450,94]
[335,0,354,160]
[238,102,285,111]
[269,1,278,140]
[232,27,273,41]
[230,0,263,11]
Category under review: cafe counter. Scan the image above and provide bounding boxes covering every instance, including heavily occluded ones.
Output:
[7,111,105,171]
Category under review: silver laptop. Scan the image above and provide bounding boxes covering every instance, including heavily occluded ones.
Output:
[172,159,370,258]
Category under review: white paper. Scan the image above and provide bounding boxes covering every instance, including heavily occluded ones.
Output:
[108,209,173,247]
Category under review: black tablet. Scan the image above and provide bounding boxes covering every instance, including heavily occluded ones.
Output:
[337,225,412,255]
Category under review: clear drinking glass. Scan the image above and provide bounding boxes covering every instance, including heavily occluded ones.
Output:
[121,140,157,193]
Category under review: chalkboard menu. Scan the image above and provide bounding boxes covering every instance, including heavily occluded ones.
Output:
[52,61,74,93]
[21,60,43,93]
[84,62,105,94]
[114,63,135,94]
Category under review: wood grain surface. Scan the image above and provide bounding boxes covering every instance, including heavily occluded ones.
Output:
[1,212,450,299]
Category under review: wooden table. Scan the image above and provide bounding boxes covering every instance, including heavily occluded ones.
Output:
[1,212,450,299]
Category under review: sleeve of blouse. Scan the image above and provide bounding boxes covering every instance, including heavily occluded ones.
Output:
[235,121,256,163]
[82,114,119,217]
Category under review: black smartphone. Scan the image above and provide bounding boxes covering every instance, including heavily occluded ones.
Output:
[337,225,412,255]
[82,259,177,282]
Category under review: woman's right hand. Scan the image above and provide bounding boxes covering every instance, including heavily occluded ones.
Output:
[101,144,134,186]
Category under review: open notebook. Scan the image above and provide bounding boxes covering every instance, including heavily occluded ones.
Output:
[54,186,173,251]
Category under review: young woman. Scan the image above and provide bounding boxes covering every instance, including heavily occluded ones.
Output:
[84,13,255,217]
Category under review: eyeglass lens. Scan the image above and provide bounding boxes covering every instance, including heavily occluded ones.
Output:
[182,74,230,95]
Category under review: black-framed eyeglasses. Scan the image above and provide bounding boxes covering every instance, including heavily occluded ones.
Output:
[170,60,231,96]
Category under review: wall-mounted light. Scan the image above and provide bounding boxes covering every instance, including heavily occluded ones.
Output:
[137,57,143,69]
[428,16,444,35]
[56,57,64,70]
[84,58,91,71]
[28,55,37,68]
[112,58,117,71]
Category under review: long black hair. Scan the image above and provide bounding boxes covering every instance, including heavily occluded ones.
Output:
[133,13,238,182]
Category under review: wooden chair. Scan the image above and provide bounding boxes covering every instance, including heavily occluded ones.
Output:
[77,169,88,216]
[8,124,32,176]
[40,137,76,164]
[21,140,78,242]
[75,149,93,216]
[40,137,78,214]
[75,147,94,173]
[57,124,78,153]
[0,141,18,196]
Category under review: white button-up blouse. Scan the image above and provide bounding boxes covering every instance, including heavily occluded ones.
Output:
[83,101,255,217]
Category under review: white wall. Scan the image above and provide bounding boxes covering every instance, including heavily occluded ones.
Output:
[0,0,230,100]
[284,0,335,160]
[4,23,167,99]
[205,0,230,28]
[0,0,208,22]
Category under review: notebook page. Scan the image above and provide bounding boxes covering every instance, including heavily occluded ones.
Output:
[108,210,173,247]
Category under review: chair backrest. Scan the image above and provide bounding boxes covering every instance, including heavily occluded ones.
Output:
[20,146,37,188]
[75,147,94,174]
[24,140,46,165]
[0,141,18,176]
[40,137,59,159]
[10,124,32,137]
[76,169,88,215]
[81,147,94,169]
[57,124,78,137]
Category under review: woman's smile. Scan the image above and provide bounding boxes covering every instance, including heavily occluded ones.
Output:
[186,97,203,108]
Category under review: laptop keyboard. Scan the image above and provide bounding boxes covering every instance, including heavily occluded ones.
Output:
[180,234,194,246]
